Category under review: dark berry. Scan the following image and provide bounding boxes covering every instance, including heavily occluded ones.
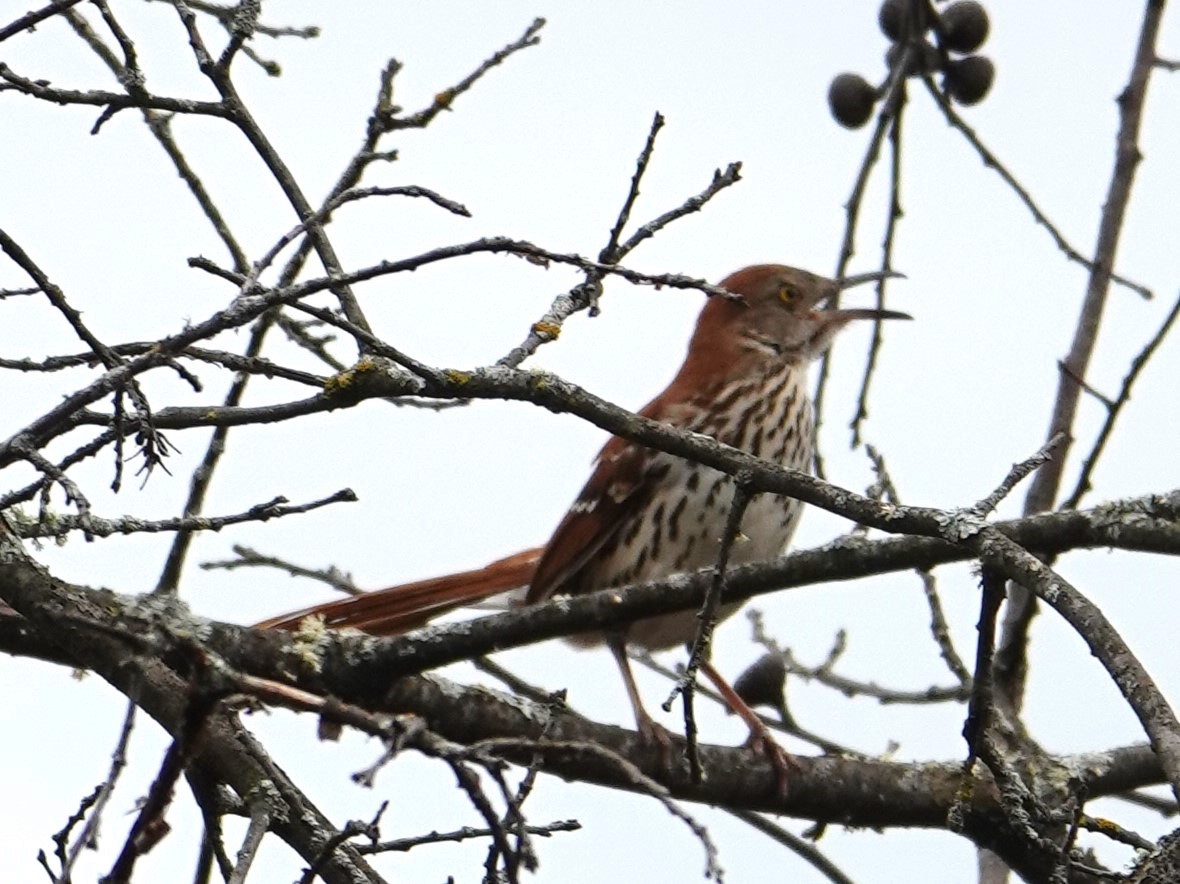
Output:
[943,55,995,105]
[828,73,878,129]
[940,1,990,54]
[732,654,787,712]
[878,0,905,41]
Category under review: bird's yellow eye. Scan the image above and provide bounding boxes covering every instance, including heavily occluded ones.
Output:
[778,284,798,305]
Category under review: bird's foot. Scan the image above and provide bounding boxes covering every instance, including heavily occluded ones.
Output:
[743,728,800,797]
[634,712,681,772]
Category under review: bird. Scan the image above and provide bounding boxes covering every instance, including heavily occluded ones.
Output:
[259,263,909,781]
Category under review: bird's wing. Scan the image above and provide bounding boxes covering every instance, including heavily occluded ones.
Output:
[526,400,677,604]
[259,395,690,632]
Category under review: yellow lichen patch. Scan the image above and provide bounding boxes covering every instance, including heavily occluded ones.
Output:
[323,371,351,395]
[444,368,472,385]
[324,357,380,395]
[288,615,329,674]
[1087,816,1121,835]
[532,321,561,339]
[955,775,975,803]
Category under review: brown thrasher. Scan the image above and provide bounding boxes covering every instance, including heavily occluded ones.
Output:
[260,264,908,774]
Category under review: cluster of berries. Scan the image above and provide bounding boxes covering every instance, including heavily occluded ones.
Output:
[829,0,994,129]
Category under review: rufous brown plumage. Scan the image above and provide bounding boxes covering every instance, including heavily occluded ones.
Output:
[259,263,909,778]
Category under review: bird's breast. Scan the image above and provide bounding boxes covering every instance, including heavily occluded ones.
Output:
[575,363,814,651]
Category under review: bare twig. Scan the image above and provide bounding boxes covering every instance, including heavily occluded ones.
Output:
[496,112,743,369]
[37,785,102,882]
[200,545,362,596]
[1112,790,1178,816]
[472,737,724,881]
[961,567,1006,768]
[147,17,545,600]
[668,471,754,782]
[918,570,971,687]
[972,432,1066,519]
[105,690,221,883]
[226,798,269,884]
[1078,814,1154,851]
[249,184,471,284]
[385,18,545,132]
[0,228,169,484]
[0,61,231,120]
[191,237,742,306]
[168,1,372,338]
[1062,288,1180,510]
[814,44,913,477]
[7,490,357,541]
[65,702,137,871]
[725,810,854,884]
[999,1,1167,715]
[143,0,320,40]
[920,75,1152,301]
[356,819,580,855]
[849,105,907,448]
[749,611,970,707]
[0,0,85,42]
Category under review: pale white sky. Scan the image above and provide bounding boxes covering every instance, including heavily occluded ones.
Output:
[3,2,1180,882]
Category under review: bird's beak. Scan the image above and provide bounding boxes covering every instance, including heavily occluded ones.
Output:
[824,270,911,322]
[837,269,906,290]
[825,307,912,322]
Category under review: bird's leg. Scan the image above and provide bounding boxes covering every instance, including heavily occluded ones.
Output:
[608,635,678,767]
[700,659,800,795]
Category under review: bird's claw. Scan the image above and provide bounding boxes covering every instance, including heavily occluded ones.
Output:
[743,730,800,797]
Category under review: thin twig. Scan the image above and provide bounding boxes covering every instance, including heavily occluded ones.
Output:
[0,0,85,42]
[814,44,913,477]
[472,737,724,881]
[635,648,859,757]
[226,798,269,884]
[962,567,1005,769]
[8,490,357,541]
[1062,288,1180,510]
[200,545,361,596]
[356,819,581,855]
[749,610,970,706]
[999,1,1167,717]
[1078,814,1154,851]
[972,432,1066,519]
[918,570,971,687]
[143,0,320,40]
[725,810,854,884]
[920,75,1152,301]
[496,112,742,368]
[850,103,907,448]
[65,702,137,871]
[668,472,754,782]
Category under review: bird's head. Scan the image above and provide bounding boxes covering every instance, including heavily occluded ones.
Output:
[696,264,910,363]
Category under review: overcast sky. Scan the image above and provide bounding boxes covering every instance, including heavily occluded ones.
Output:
[3,3,1180,882]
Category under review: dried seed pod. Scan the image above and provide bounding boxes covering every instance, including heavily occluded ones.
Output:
[943,55,995,105]
[940,1,990,54]
[828,73,878,129]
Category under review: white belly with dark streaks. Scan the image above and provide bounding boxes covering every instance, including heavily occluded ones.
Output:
[570,363,814,651]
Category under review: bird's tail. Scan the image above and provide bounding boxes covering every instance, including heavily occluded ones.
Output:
[255,547,542,635]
